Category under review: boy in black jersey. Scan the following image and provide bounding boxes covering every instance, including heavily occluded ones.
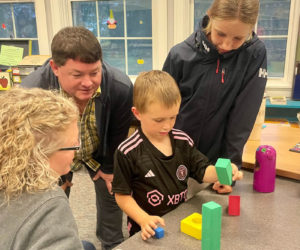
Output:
[112,70,243,240]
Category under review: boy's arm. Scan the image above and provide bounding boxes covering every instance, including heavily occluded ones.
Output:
[212,163,243,193]
[115,193,165,240]
[189,145,243,189]
[202,165,218,183]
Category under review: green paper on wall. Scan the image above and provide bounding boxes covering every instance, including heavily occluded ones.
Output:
[0,45,24,66]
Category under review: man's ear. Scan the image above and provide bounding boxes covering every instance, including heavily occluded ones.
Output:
[49,59,59,77]
[131,107,141,121]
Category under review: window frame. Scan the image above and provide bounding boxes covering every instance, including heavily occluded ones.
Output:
[48,0,168,78]
[0,0,49,54]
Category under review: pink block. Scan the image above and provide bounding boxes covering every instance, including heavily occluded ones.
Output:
[228,195,240,216]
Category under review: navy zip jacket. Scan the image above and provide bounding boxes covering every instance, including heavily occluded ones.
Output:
[163,17,267,169]
[22,59,133,174]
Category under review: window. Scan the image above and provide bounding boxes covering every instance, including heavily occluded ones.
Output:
[193,0,292,79]
[0,1,39,55]
[71,0,152,76]
[258,0,291,78]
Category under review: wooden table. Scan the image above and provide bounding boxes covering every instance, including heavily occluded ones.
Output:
[242,123,300,180]
[114,171,300,250]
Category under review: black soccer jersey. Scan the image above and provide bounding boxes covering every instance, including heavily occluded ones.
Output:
[112,127,210,220]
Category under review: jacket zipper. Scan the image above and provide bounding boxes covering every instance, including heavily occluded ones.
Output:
[216,58,225,83]
[221,68,225,84]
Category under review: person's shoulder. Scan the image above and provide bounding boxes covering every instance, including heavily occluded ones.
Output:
[103,62,132,89]
[245,34,267,58]
[167,32,197,62]
[117,129,143,156]
[29,187,68,207]
[21,59,57,89]
[171,128,194,147]
[171,35,194,53]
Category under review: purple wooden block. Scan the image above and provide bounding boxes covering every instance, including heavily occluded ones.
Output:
[253,145,276,192]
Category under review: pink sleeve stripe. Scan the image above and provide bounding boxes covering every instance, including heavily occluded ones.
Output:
[173,136,194,147]
[118,130,139,151]
[123,138,143,155]
[172,129,194,145]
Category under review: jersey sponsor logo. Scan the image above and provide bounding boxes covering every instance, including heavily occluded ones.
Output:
[167,189,188,205]
[145,170,155,178]
[147,189,164,206]
[176,165,188,181]
[258,68,268,78]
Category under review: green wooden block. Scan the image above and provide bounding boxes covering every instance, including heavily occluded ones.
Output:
[215,158,232,185]
[202,201,222,250]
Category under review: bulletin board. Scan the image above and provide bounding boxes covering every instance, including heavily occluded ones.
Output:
[0,39,30,58]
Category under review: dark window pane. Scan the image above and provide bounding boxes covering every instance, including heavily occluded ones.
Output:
[98,1,124,37]
[14,3,37,38]
[31,40,39,55]
[100,39,125,72]
[261,38,287,78]
[72,1,97,36]
[0,4,14,38]
[194,0,212,31]
[127,39,152,75]
[258,0,291,36]
[126,0,152,37]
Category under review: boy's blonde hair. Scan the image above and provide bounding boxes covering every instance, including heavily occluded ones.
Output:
[0,88,79,204]
[133,70,181,113]
[204,0,259,35]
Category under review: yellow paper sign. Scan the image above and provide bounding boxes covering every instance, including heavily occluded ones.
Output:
[0,45,24,66]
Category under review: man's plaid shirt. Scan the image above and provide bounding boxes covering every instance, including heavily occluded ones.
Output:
[62,89,101,172]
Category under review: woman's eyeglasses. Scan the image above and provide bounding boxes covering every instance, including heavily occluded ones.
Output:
[59,146,80,151]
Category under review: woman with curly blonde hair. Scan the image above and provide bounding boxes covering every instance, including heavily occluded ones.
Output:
[0,88,94,250]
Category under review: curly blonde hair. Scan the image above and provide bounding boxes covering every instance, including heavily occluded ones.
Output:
[0,88,79,204]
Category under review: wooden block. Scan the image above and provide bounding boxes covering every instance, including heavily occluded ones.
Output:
[202,201,222,250]
[215,158,232,185]
[154,227,164,239]
[228,195,240,216]
[180,213,202,240]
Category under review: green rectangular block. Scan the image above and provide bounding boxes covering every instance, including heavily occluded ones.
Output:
[202,201,222,250]
[215,158,232,185]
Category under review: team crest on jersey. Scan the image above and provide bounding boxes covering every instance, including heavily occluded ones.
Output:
[176,165,187,181]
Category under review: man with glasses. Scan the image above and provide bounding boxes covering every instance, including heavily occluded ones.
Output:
[22,26,133,250]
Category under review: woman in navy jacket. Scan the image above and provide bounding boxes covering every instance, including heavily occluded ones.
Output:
[163,0,267,193]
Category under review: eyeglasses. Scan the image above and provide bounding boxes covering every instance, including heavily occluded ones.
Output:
[59,145,80,151]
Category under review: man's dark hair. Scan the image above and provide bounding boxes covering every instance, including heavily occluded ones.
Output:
[51,26,102,66]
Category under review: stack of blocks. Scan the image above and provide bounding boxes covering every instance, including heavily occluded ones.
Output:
[215,158,232,185]
[180,213,202,240]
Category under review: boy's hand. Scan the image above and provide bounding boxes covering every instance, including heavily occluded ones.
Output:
[212,163,243,194]
[140,215,165,240]
[231,163,243,181]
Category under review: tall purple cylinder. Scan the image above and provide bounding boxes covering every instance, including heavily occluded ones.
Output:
[253,145,276,192]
